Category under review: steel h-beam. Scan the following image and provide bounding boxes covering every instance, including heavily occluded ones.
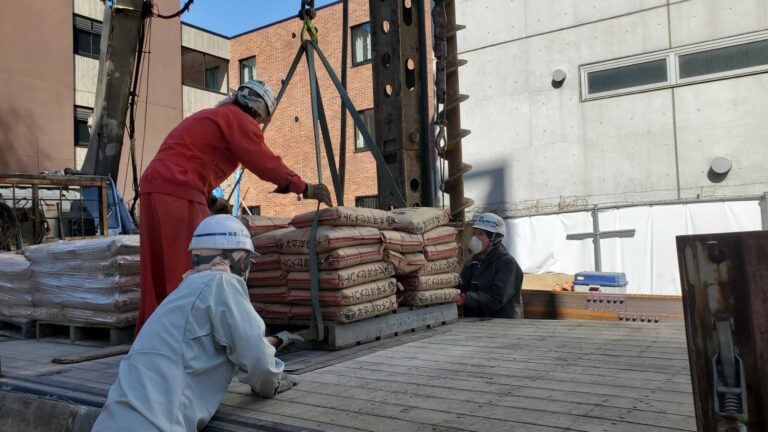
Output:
[82,0,149,180]
[368,0,433,209]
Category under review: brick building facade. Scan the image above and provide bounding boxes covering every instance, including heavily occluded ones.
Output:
[230,0,379,217]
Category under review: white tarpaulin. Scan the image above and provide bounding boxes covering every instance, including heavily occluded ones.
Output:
[505,200,763,295]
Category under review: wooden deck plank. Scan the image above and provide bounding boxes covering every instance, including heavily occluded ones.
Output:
[442,328,689,349]
[299,373,696,431]
[386,344,691,378]
[214,405,365,432]
[409,340,692,367]
[312,365,694,416]
[368,347,692,383]
[274,389,568,432]
[351,354,693,393]
[341,359,693,403]
[220,387,473,432]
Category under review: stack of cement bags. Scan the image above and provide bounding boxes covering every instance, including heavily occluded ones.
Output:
[386,208,461,307]
[252,207,397,324]
[247,220,296,304]
[0,253,34,324]
[19,236,140,327]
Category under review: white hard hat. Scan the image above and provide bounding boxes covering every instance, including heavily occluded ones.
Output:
[472,213,505,236]
[189,215,254,252]
[238,80,277,116]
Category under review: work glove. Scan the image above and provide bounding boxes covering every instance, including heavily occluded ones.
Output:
[251,374,299,398]
[456,292,466,306]
[207,196,232,215]
[302,183,333,207]
[275,330,304,352]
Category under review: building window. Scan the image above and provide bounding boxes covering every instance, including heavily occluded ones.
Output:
[204,66,220,90]
[246,206,261,216]
[354,109,375,151]
[352,22,372,66]
[678,39,768,79]
[181,47,229,94]
[581,30,768,100]
[240,57,256,84]
[355,195,378,209]
[74,15,101,59]
[74,106,93,148]
[586,59,668,95]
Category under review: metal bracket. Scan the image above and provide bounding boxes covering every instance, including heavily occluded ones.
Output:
[712,318,749,431]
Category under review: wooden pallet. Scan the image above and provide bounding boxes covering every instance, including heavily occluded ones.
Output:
[266,303,459,350]
[36,321,133,346]
[0,318,36,339]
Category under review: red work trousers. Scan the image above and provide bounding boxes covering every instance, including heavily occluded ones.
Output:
[135,192,209,334]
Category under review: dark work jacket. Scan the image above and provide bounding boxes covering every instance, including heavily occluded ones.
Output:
[459,245,524,319]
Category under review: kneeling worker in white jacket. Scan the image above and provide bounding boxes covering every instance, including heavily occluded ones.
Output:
[93,215,301,432]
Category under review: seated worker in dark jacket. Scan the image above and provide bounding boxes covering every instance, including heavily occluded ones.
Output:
[458,213,524,319]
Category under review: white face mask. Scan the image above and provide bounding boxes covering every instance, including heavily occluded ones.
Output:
[468,236,485,255]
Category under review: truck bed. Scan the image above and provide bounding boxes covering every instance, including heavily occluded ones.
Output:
[0,319,696,431]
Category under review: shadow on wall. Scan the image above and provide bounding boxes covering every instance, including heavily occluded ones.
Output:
[0,105,39,173]
[463,162,508,219]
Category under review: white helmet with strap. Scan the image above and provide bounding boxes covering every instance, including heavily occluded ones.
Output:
[237,80,277,117]
[472,213,505,237]
[188,215,254,252]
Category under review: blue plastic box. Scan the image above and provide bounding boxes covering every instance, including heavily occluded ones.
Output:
[573,272,628,287]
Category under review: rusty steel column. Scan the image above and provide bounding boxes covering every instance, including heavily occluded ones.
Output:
[677,232,768,432]
[368,0,431,208]
[433,0,473,222]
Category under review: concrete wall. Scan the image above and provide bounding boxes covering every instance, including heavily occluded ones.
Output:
[75,55,99,107]
[0,1,75,173]
[182,24,230,59]
[115,0,184,201]
[456,0,768,218]
[182,85,224,118]
[230,0,380,217]
[74,0,104,21]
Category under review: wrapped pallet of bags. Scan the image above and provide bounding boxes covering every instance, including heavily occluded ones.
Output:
[0,253,34,324]
[21,236,141,327]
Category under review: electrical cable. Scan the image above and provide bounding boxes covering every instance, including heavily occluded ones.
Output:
[153,0,194,19]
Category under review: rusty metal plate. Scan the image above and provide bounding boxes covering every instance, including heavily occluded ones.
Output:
[522,291,684,323]
[677,231,768,432]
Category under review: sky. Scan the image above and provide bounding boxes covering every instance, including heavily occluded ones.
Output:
[178,0,339,37]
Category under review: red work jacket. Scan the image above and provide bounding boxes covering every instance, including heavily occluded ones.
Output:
[140,103,306,203]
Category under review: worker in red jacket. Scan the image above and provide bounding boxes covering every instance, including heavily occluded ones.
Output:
[135,80,331,333]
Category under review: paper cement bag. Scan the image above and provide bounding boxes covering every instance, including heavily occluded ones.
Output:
[286,278,397,306]
[400,272,460,291]
[280,244,383,271]
[286,261,395,289]
[400,288,461,306]
[290,206,393,229]
[276,226,381,254]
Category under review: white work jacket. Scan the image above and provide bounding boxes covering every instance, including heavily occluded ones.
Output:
[92,270,283,431]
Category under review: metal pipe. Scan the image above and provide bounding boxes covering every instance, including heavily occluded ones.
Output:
[761,192,768,230]
[418,0,435,207]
